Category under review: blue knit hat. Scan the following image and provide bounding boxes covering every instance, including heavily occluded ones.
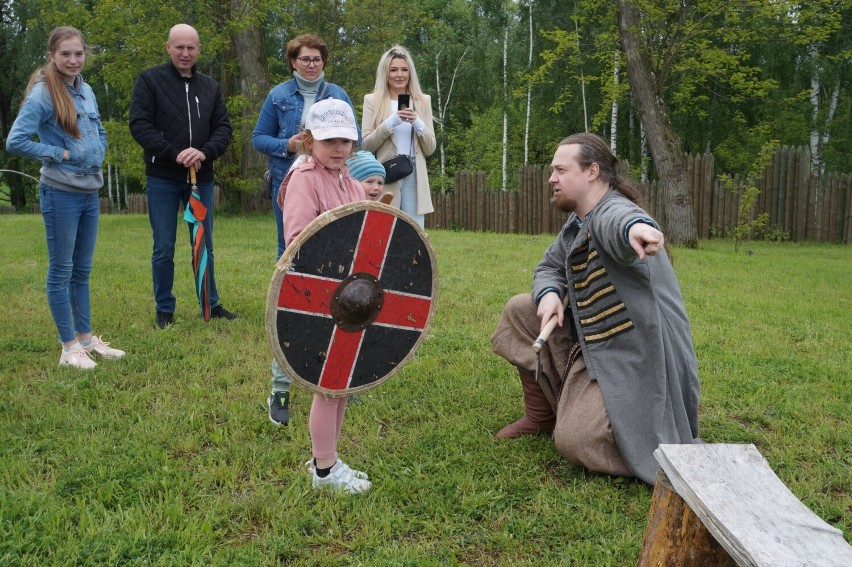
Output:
[347,151,386,182]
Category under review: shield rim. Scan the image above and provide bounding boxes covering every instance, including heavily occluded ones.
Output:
[265,200,438,398]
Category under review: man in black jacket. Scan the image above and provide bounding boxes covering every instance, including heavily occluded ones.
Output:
[130,23,237,328]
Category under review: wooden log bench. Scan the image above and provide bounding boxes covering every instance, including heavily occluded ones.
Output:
[638,444,852,566]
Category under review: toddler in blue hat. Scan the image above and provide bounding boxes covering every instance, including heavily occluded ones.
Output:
[346,150,386,200]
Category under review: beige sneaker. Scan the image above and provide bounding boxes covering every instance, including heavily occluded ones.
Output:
[60,343,97,370]
[83,336,125,359]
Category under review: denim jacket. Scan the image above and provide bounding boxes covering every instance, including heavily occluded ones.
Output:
[251,78,360,182]
[6,77,107,176]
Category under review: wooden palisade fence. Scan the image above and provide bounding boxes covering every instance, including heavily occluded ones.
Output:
[426,146,850,243]
[5,147,847,243]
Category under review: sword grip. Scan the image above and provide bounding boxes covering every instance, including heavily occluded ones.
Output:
[532,316,559,353]
[532,292,569,353]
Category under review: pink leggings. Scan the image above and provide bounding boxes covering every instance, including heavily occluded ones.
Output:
[309,394,349,460]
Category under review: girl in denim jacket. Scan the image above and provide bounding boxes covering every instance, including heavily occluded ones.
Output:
[6,27,124,369]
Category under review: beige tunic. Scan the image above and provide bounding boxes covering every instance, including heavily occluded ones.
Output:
[492,294,632,479]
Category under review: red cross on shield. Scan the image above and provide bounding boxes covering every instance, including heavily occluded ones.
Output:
[266,201,437,397]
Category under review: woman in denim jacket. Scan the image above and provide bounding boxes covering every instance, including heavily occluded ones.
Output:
[251,33,358,426]
[6,27,125,370]
[251,34,359,260]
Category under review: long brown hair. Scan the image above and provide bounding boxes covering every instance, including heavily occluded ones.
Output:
[558,133,643,207]
[560,133,673,260]
[25,26,85,139]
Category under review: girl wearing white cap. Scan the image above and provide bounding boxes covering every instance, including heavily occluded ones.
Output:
[276,98,372,494]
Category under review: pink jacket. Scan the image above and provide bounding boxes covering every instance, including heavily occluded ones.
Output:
[279,160,366,246]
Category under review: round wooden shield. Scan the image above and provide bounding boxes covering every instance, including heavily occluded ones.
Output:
[266,201,437,397]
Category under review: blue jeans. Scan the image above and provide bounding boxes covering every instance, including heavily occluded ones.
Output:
[270,172,292,392]
[271,171,286,259]
[398,165,424,228]
[271,358,292,394]
[40,184,99,343]
[146,176,219,313]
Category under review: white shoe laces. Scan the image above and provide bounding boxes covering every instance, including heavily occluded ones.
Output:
[62,344,96,368]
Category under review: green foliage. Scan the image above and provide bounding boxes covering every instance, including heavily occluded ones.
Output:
[0,215,849,562]
[1,0,849,208]
[718,141,778,252]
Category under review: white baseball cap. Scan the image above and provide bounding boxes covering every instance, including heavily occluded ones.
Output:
[305,98,358,141]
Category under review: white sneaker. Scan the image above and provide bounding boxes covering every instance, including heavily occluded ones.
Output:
[60,343,97,370]
[312,460,372,494]
[83,336,126,359]
[305,458,369,480]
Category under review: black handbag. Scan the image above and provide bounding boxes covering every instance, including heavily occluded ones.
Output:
[382,154,414,184]
[382,128,415,184]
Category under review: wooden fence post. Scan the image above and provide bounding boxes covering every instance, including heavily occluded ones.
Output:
[760,161,772,232]
[796,146,811,241]
[842,174,851,244]
[701,153,713,239]
[785,146,797,239]
[688,153,696,223]
[771,147,782,229]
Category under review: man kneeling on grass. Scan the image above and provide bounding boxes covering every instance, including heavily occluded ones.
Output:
[491,133,701,485]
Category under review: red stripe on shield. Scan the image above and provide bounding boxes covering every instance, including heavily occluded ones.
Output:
[351,210,395,277]
[375,292,431,329]
[318,326,364,390]
[278,273,337,315]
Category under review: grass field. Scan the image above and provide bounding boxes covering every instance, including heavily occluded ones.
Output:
[1,213,849,565]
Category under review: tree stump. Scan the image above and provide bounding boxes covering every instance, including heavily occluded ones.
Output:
[637,469,737,567]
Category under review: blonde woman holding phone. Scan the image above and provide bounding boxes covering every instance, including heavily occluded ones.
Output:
[361,45,435,227]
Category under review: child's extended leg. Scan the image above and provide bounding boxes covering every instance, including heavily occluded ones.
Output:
[309,395,371,494]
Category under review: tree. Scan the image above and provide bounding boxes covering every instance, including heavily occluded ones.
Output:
[434,47,468,182]
[783,1,848,174]
[523,0,533,165]
[617,0,697,247]
[227,0,271,193]
[0,0,44,208]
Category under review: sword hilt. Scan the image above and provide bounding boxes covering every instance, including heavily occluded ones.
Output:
[531,292,569,353]
[532,316,559,353]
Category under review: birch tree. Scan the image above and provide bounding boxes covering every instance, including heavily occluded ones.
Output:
[792,2,847,174]
[523,0,533,165]
[501,0,510,191]
[434,48,468,179]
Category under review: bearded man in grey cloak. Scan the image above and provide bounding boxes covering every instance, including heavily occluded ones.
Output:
[491,133,701,485]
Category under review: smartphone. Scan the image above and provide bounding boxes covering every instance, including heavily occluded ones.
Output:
[398,94,411,111]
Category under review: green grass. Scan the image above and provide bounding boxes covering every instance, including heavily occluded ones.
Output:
[1,214,850,565]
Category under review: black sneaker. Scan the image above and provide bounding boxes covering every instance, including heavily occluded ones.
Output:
[156,311,173,329]
[210,304,239,320]
[267,391,289,426]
